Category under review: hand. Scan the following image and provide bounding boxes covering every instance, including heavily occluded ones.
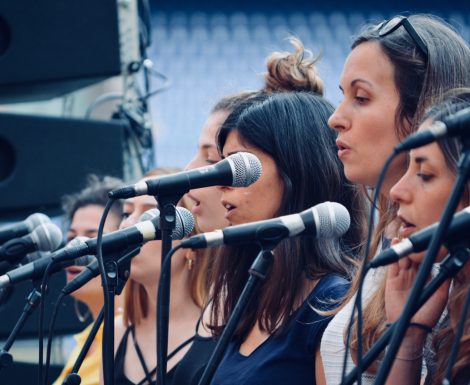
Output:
[384,238,450,331]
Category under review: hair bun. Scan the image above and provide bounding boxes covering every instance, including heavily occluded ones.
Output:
[264,37,324,95]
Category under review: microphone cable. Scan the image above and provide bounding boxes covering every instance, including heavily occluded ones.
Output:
[97,198,117,385]
[38,257,60,385]
[443,280,470,384]
[341,151,397,385]
[43,291,67,385]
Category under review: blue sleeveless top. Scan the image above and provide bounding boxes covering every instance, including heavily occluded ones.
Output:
[210,274,349,385]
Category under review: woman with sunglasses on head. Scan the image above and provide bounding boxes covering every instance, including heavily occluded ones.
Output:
[385,90,470,384]
[320,14,470,384]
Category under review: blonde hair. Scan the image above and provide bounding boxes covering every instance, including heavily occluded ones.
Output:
[122,167,211,326]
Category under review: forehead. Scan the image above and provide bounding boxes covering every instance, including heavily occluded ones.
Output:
[200,110,229,145]
[341,41,396,88]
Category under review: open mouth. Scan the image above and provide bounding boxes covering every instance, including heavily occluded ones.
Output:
[65,266,84,278]
[398,215,416,238]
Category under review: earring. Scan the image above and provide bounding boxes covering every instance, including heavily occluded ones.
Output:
[74,299,91,323]
[186,257,194,271]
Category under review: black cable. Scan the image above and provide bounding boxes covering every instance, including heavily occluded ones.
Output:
[44,291,66,385]
[38,260,56,385]
[443,281,470,383]
[341,151,397,384]
[97,198,116,385]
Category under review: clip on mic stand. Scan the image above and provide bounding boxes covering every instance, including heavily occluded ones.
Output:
[198,226,290,385]
[374,141,470,385]
[0,282,43,372]
[156,194,181,385]
[64,247,139,385]
[341,244,470,384]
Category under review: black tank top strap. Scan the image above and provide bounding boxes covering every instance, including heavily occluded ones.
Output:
[130,326,154,385]
[130,329,196,385]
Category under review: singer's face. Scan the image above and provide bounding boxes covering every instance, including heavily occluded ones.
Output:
[120,195,163,286]
[220,130,284,225]
[65,205,121,306]
[186,110,230,232]
[390,120,465,262]
[328,41,408,192]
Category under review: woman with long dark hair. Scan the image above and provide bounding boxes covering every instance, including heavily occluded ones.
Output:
[208,90,367,384]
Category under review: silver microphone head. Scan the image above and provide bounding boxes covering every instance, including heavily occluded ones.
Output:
[66,237,95,266]
[25,213,51,231]
[139,208,160,222]
[30,223,63,252]
[226,152,262,188]
[173,207,195,240]
[313,202,350,239]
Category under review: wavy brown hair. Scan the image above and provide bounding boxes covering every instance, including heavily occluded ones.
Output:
[123,167,212,326]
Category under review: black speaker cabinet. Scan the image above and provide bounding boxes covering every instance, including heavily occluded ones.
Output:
[0,113,126,218]
[0,0,121,103]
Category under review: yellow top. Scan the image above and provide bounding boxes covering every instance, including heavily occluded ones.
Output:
[52,322,102,385]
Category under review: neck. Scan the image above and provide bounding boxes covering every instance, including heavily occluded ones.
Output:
[140,249,200,324]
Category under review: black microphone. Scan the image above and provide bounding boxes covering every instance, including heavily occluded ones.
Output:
[61,208,183,295]
[108,152,262,199]
[0,223,63,263]
[368,206,470,268]
[0,213,51,245]
[394,106,470,153]
[180,201,350,249]
[0,207,195,289]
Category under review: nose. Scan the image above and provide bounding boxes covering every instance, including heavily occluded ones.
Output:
[390,173,413,205]
[328,103,350,133]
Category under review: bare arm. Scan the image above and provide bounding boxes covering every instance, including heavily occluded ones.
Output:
[315,346,327,385]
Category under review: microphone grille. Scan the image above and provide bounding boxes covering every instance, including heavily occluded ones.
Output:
[172,207,195,240]
[227,152,262,187]
[32,223,63,251]
[139,208,160,222]
[66,237,95,266]
[313,202,350,239]
[26,213,51,231]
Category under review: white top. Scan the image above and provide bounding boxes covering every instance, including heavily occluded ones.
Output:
[320,267,384,385]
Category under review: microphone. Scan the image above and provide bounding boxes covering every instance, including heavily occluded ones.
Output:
[394,106,470,153]
[108,152,262,199]
[0,223,63,263]
[0,213,51,245]
[368,206,470,268]
[49,206,194,264]
[180,201,350,249]
[61,208,186,295]
[0,207,195,289]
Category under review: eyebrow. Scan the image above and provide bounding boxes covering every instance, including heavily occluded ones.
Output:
[414,155,429,164]
[351,79,373,88]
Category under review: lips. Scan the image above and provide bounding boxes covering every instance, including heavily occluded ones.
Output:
[336,139,351,158]
[397,214,417,238]
[65,266,84,280]
[187,192,201,214]
[221,200,237,219]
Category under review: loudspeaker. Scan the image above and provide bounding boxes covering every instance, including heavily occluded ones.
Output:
[0,0,121,103]
[0,113,126,218]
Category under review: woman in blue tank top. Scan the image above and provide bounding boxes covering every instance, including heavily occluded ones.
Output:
[208,89,367,385]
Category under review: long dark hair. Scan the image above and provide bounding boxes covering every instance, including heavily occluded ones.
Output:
[210,92,367,340]
[424,90,470,385]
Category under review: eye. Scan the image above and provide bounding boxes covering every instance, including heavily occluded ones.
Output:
[354,96,369,104]
[206,159,218,165]
[416,172,433,182]
[121,212,131,220]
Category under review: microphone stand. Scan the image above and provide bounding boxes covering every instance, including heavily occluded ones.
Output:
[374,142,470,385]
[197,228,289,385]
[64,246,139,385]
[340,244,470,385]
[0,283,42,371]
[156,194,181,385]
[62,309,104,385]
